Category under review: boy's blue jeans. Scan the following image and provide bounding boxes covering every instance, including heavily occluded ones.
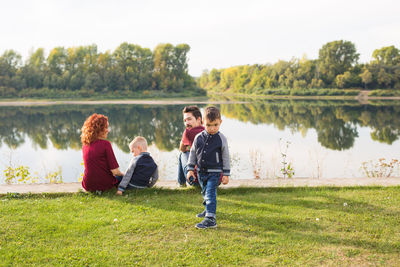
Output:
[177,151,189,185]
[198,172,220,218]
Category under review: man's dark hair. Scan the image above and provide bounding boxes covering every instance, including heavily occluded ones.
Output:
[183,106,202,120]
[205,106,221,121]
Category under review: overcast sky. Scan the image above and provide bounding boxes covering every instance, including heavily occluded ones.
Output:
[1,0,399,76]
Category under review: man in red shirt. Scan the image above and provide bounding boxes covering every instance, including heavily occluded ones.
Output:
[177,106,204,186]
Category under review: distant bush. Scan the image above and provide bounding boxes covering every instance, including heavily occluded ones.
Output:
[256,88,360,97]
[0,86,17,97]
[344,90,360,96]
[368,90,400,97]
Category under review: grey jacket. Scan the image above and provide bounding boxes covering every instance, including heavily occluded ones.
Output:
[118,152,158,191]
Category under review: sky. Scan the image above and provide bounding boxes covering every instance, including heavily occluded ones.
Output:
[1,0,399,76]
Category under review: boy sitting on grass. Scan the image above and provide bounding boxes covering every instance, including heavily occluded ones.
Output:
[187,106,230,229]
[116,136,158,195]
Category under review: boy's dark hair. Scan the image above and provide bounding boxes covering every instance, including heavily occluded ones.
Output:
[205,106,221,121]
[183,106,202,120]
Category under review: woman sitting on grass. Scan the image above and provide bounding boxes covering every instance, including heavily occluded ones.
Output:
[81,113,124,192]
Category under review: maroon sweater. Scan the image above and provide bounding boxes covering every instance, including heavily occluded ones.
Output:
[82,139,119,191]
[181,126,205,147]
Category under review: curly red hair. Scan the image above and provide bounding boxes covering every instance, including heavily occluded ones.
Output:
[81,113,109,145]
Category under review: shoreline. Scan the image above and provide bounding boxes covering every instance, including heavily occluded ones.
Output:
[0,99,247,106]
[1,177,400,194]
[0,93,399,106]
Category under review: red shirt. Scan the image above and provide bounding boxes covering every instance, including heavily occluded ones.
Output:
[82,139,119,192]
[182,126,205,147]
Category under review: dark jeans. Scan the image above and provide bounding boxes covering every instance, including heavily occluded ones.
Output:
[116,175,123,184]
[177,151,189,185]
[198,172,220,218]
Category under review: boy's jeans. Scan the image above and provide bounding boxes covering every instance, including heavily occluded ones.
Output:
[198,172,220,218]
[177,151,189,185]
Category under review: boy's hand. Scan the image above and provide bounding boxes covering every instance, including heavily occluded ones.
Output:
[221,176,229,185]
[187,171,195,181]
[116,190,123,195]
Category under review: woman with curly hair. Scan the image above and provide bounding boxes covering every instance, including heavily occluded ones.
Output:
[81,113,124,192]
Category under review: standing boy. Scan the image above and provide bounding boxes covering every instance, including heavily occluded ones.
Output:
[177,106,204,187]
[116,136,158,195]
[187,106,230,229]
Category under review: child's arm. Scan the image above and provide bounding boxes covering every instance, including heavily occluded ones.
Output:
[148,167,159,187]
[179,129,190,152]
[220,133,230,182]
[186,135,198,172]
[117,157,138,194]
[179,141,189,152]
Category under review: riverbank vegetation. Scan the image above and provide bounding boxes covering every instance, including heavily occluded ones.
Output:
[1,40,399,99]
[0,43,205,98]
[1,186,399,266]
[198,41,400,96]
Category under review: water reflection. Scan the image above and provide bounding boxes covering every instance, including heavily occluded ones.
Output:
[0,100,399,152]
[221,100,400,150]
[0,105,188,152]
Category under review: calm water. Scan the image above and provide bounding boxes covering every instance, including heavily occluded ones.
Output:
[1,100,399,184]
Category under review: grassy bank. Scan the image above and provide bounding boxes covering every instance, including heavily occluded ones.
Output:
[0,87,206,101]
[368,89,400,97]
[206,88,361,98]
[1,186,400,266]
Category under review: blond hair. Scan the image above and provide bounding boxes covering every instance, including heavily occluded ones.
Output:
[129,136,148,150]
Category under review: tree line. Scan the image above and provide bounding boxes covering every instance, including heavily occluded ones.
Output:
[0,43,203,97]
[198,40,400,94]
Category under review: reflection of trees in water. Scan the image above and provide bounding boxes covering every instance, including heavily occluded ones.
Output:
[0,105,189,152]
[221,100,400,150]
[1,101,399,152]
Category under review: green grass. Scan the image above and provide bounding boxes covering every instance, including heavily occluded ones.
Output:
[0,87,207,100]
[208,89,362,100]
[1,186,400,266]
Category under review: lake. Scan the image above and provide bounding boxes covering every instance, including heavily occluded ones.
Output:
[1,99,399,184]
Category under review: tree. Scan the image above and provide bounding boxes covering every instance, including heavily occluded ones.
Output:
[359,69,372,89]
[198,70,209,89]
[233,66,251,92]
[372,46,400,66]
[318,40,359,86]
[47,47,67,75]
[219,67,238,90]
[113,43,153,91]
[0,50,22,78]
[0,50,23,90]
[377,68,392,88]
[152,43,193,91]
[335,71,351,88]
